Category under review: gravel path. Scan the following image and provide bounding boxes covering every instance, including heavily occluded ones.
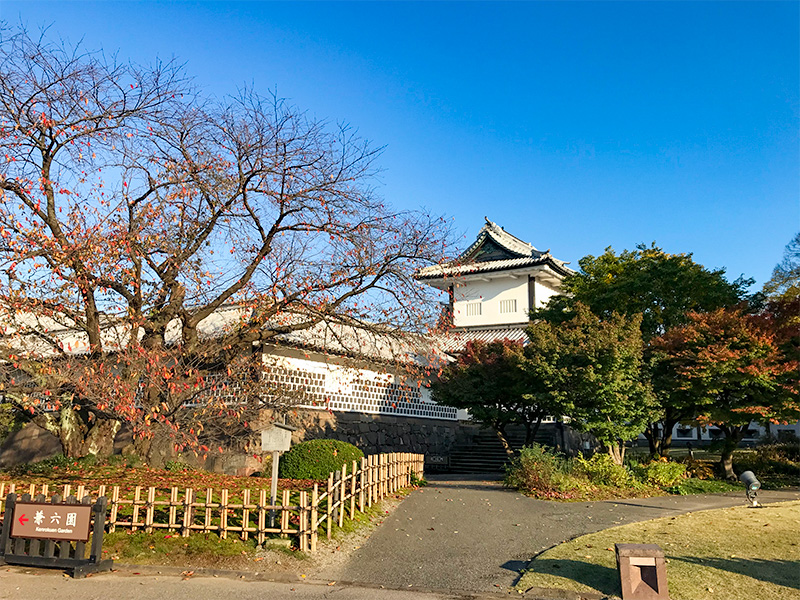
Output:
[316,474,800,595]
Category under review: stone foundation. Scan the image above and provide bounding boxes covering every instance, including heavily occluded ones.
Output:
[266,409,462,458]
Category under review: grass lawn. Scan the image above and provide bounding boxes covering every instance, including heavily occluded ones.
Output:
[517,501,800,600]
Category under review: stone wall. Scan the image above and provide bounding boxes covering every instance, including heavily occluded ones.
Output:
[0,423,62,469]
[265,408,463,459]
[0,409,467,475]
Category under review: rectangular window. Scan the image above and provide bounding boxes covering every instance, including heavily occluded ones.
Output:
[499,299,517,314]
[465,302,482,317]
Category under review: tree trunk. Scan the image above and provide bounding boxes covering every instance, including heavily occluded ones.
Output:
[58,407,88,458]
[133,422,176,468]
[658,413,681,457]
[524,416,543,447]
[29,404,121,459]
[643,422,661,456]
[84,418,121,456]
[494,426,516,458]
[605,442,626,466]
[719,425,746,480]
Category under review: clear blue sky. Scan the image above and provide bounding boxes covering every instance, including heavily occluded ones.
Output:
[3,1,798,289]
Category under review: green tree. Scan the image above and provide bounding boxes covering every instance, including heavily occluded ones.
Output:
[652,308,799,479]
[534,244,749,456]
[431,340,557,456]
[764,233,800,300]
[526,304,655,465]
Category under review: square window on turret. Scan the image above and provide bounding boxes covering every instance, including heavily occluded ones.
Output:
[499,299,517,314]
[465,302,482,316]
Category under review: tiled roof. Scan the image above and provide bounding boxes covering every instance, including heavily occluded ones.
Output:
[434,326,529,354]
[415,218,572,280]
[0,305,441,366]
[416,255,570,279]
[464,218,538,259]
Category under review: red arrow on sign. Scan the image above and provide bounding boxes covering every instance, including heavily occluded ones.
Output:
[18,514,28,526]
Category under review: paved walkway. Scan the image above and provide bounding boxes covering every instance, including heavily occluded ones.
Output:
[0,568,505,600]
[317,474,800,595]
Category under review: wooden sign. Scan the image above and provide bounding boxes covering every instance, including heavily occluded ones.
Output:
[1,493,113,578]
[261,423,295,453]
[10,501,92,542]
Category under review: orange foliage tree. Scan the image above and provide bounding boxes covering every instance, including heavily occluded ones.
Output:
[652,307,799,478]
[0,29,451,464]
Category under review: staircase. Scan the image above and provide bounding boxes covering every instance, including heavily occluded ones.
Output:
[446,425,558,474]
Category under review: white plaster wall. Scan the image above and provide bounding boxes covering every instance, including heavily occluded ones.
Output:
[534,281,560,309]
[452,277,528,327]
[262,353,457,420]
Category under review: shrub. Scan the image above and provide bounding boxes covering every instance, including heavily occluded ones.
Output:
[633,459,687,487]
[574,453,634,487]
[734,443,800,481]
[504,444,584,499]
[679,458,715,480]
[278,439,364,480]
[665,478,740,495]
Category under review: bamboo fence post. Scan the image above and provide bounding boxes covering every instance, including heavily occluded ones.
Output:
[132,486,142,532]
[204,488,213,534]
[182,488,193,537]
[367,454,377,506]
[63,484,71,498]
[220,488,229,539]
[109,486,120,532]
[382,454,387,499]
[310,484,318,553]
[28,483,35,496]
[350,459,357,518]
[373,454,379,504]
[257,489,267,544]
[41,483,49,497]
[299,490,308,552]
[98,484,106,503]
[380,454,384,499]
[168,487,178,531]
[145,486,156,533]
[259,489,268,542]
[280,490,290,535]
[76,484,85,500]
[391,453,396,493]
[326,472,333,540]
[358,456,366,512]
[242,488,251,541]
[338,463,345,528]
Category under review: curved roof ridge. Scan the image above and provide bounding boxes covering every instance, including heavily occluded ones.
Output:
[481,217,539,257]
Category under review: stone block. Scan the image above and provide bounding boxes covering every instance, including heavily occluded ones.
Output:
[615,543,669,600]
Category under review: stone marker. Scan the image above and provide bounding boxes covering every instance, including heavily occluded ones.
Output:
[615,543,669,600]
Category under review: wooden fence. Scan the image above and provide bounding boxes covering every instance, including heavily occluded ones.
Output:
[0,452,423,553]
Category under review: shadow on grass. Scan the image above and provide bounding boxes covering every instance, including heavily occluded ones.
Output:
[676,556,800,589]
[501,559,529,573]
[526,559,618,596]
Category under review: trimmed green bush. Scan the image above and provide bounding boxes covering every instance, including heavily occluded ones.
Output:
[504,444,584,499]
[633,459,687,487]
[278,439,364,480]
[574,453,635,487]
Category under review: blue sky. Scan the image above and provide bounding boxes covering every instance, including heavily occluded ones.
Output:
[3,1,798,289]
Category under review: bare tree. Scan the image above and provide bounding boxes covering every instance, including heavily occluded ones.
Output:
[0,27,451,463]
